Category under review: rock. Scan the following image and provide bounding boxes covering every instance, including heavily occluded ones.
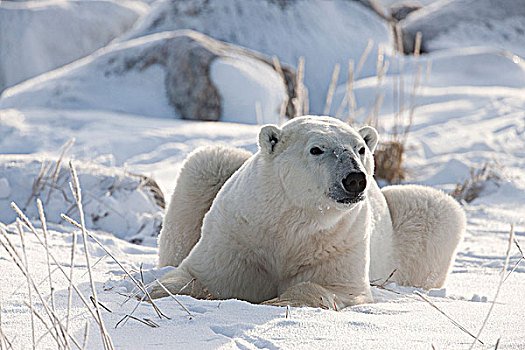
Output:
[123,0,392,113]
[391,3,422,21]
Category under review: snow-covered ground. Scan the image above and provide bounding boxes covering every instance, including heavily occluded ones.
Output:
[0,1,524,349]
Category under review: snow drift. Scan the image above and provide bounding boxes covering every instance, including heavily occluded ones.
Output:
[0,0,148,92]
[0,154,165,245]
[400,0,525,58]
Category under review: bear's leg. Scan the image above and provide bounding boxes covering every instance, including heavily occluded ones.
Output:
[381,185,466,289]
[263,282,373,310]
[158,146,252,267]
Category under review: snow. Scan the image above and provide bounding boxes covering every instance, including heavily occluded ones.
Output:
[0,31,288,124]
[0,0,148,92]
[401,0,525,58]
[0,154,164,245]
[124,0,392,113]
[210,56,287,124]
[0,1,524,349]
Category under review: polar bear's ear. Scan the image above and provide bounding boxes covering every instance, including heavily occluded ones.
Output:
[258,124,282,155]
[358,126,379,153]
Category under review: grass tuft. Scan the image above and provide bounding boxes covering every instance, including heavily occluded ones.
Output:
[451,161,505,203]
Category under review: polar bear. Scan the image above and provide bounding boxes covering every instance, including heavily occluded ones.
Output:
[153,116,465,309]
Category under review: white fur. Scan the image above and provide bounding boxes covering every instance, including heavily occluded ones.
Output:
[381,185,466,289]
[154,116,465,308]
[158,146,252,268]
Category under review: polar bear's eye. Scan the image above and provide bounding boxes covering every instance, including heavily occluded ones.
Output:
[310,147,324,155]
[359,147,366,155]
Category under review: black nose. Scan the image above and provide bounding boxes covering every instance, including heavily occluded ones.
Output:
[342,172,367,193]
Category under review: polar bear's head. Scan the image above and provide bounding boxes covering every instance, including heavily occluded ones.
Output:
[258,116,378,211]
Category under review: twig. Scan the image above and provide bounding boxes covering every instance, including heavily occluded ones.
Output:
[16,220,36,350]
[303,83,309,116]
[7,205,103,328]
[513,236,523,257]
[468,225,514,349]
[402,65,423,146]
[80,255,107,279]
[335,60,356,121]
[504,237,525,282]
[323,63,340,115]
[415,291,483,345]
[381,268,397,287]
[115,314,159,329]
[68,161,114,350]
[395,23,405,139]
[82,322,90,350]
[503,257,523,283]
[332,295,339,311]
[116,294,147,329]
[61,214,171,321]
[272,56,289,125]
[414,32,422,57]
[91,296,113,314]
[355,39,374,79]
[24,161,53,210]
[255,101,263,126]
[66,222,78,335]
[37,199,58,336]
[0,303,15,350]
[294,57,305,117]
[0,228,73,349]
[45,138,76,204]
[28,303,59,348]
[370,283,401,295]
[365,45,389,126]
[152,279,193,317]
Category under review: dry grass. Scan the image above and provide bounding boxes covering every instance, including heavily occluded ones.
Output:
[372,33,425,184]
[0,153,190,348]
[323,63,341,115]
[451,161,505,203]
[271,56,289,126]
[414,225,516,349]
[293,56,307,117]
[24,138,75,210]
[415,291,483,345]
[68,161,114,349]
[373,140,406,183]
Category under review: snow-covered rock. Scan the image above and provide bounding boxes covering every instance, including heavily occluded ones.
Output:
[400,0,525,57]
[0,155,165,245]
[124,0,392,113]
[0,0,148,92]
[0,30,293,123]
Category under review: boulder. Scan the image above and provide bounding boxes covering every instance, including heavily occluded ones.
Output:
[0,31,295,123]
